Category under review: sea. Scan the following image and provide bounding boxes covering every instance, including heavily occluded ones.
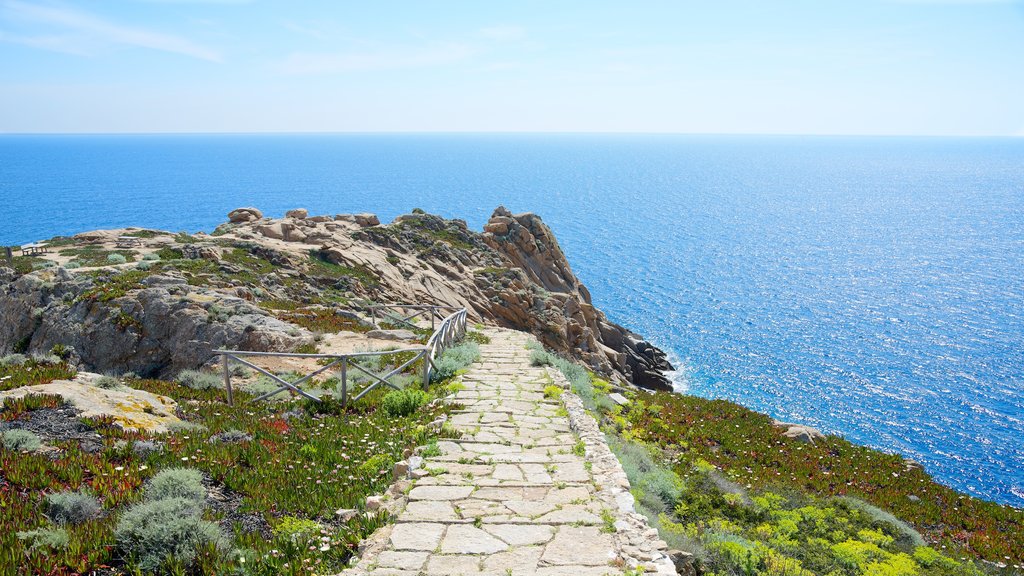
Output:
[1,133,1022,507]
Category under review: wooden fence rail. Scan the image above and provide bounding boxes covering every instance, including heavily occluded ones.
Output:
[368,304,462,332]
[214,305,467,406]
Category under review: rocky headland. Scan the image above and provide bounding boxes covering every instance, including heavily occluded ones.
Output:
[1,207,673,389]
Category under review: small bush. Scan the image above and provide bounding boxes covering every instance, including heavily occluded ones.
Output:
[107,253,127,264]
[464,330,491,344]
[94,375,120,389]
[212,429,252,443]
[46,490,102,525]
[145,468,207,503]
[50,344,72,360]
[358,453,392,476]
[30,353,62,364]
[839,497,926,549]
[382,388,431,417]
[132,440,161,456]
[64,261,81,269]
[529,350,554,367]
[175,369,222,390]
[273,516,321,543]
[115,497,226,572]
[17,526,69,551]
[229,364,252,378]
[2,429,42,451]
[543,385,563,399]
[142,252,160,261]
[430,342,479,383]
[0,353,27,366]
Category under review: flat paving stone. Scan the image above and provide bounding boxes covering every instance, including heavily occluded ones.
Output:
[408,485,475,500]
[540,526,615,566]
[483,524,555,546]
[440,524,509,554]
[376,550,430,571]
[389,523,446,551]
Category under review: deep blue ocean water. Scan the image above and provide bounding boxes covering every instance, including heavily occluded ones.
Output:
[2,134,1022,507]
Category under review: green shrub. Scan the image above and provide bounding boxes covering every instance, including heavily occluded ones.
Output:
[839,497,926,549]
[0,353,27,366]
[175,369,222,390]
[430,342,479,383]
[543,385,563,399]
[30,353,61,364]
[529,350,553,367]
[273,516,321,543]
[115,497,226,571]
[17,526,69,551]
[145,468,206,503]
[142,252,160,261]
[49,344,72,360]
[381,388,431,417]
[358,453,392,476]
[94,375,120,390]
[107,253,127,264]
[45,490,102,525]
[2,429,42,451]
[464,330,491,344]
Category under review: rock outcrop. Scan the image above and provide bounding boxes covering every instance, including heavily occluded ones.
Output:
[0,206,673,390]
[481,207,674,390]
[0,268,311,379]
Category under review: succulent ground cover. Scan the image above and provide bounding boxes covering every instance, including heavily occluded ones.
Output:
[0,346,473,575]
[532,346,1018,576]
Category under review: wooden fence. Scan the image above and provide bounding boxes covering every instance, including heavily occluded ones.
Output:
[214,306,467,406]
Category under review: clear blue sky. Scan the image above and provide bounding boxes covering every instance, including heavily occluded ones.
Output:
[1,0,1022,135]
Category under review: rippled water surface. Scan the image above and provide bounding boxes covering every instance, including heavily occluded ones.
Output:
[2,134,1022,506]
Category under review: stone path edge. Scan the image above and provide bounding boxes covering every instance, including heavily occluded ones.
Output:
[550,367,675,575]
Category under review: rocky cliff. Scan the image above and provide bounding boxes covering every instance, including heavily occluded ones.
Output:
[1,207,673,389]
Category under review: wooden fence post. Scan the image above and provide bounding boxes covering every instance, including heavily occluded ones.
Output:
[222,354,233,406]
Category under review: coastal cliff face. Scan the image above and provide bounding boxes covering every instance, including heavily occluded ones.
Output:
[0,207,673,389]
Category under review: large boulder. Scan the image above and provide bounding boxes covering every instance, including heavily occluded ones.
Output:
[0,373,182,433]
[228,207,263,223]
[285,208,309,219]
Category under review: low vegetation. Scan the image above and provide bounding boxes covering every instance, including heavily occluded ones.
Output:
[0,336,477,575]
[536,346,1018,576]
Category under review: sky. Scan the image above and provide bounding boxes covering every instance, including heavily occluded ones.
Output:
[0,0,1022,135]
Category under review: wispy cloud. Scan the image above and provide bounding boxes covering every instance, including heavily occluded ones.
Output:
[477,25,526,42]
[0,0,222,61]
[275,42,474,75]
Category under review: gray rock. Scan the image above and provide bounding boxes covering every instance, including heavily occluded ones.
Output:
[227,207,263,223]
[393,460,410,479]
[608,392,629,406]
[335,508,358,521]
[367,329,418,341]
[365,495,383,511]
[781,425,825,444]
[668,550,697,576]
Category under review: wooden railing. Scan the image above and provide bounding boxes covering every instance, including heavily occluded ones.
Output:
[369,304,462,332]
[214,305,468,406]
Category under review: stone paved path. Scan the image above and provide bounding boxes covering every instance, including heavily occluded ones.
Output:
[342,328,674,576]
